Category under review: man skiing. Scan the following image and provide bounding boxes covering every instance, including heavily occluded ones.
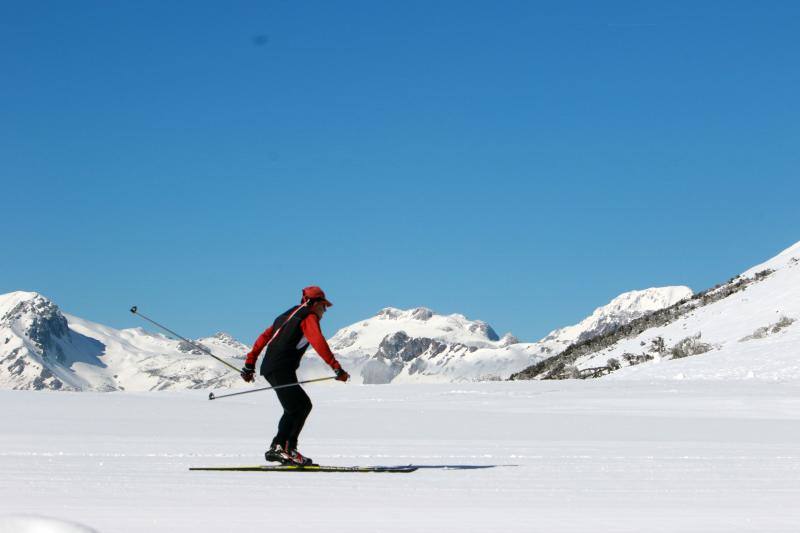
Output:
[240,286,349,466]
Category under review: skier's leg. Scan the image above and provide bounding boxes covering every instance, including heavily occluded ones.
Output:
[264,370,314,465]
[285,386,312,450]
[265,370,298,447]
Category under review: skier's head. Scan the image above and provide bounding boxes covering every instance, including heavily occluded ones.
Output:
[302,286,332,318]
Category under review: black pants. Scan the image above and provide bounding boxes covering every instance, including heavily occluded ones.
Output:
[265,369,312,450]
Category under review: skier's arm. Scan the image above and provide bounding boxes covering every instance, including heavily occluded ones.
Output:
[244,325,275,367]
[300,314,342,371]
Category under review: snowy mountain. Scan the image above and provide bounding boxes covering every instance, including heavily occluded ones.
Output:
[538,286,693,349]
[304,289,691,384]
[319,307,506,383]
[330,306,502,354]
[320,306,527,384]
[0,292,246,391]
[512,240,800,381]
[0,285,690,389]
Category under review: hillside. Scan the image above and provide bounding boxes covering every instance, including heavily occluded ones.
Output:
[511,241,800,381]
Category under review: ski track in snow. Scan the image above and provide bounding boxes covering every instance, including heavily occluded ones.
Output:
[1,381,800,532]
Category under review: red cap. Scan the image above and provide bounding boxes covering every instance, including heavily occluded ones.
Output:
[302,286,333,307]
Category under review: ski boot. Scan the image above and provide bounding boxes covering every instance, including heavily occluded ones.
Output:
[264,443,286,463]
[280,447,315,466]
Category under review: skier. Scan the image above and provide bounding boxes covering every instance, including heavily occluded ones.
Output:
[240,286,350,466]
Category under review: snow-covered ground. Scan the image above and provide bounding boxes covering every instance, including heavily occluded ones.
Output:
[2,381,800,532]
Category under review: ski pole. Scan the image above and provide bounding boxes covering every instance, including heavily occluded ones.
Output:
[208,376,337,400]
[129,306,241,373]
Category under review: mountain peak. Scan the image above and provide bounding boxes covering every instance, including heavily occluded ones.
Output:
[410,307,434,320]
[0,291,47,313]
[375,307,446,322]
[209,332,236,343]
[0,292,69,348]
[540,286,693,346]
[599,287,694,315]
[329,306,502,358]
[499,332,520,347]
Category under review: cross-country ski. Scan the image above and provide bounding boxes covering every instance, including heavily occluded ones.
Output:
[189,465,418,473]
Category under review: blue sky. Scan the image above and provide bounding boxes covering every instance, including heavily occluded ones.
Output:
[2,1,798,344]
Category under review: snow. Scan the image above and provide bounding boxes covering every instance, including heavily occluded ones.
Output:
[2,380,800,532]
[0,515,97,533]
[0,291,43,312]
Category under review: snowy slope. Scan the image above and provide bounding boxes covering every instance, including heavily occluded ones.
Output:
[527,240,800,381]
[64,315,246,391]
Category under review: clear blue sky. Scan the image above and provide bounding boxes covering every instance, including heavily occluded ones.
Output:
[2,1,798,344]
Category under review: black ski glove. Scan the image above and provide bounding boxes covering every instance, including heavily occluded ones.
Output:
[241,364,255,383]
[334,368,350,382]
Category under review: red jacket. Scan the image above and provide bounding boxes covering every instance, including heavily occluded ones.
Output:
[244,312,341,370]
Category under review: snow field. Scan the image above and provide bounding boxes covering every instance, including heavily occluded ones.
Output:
[2,381,800,532]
